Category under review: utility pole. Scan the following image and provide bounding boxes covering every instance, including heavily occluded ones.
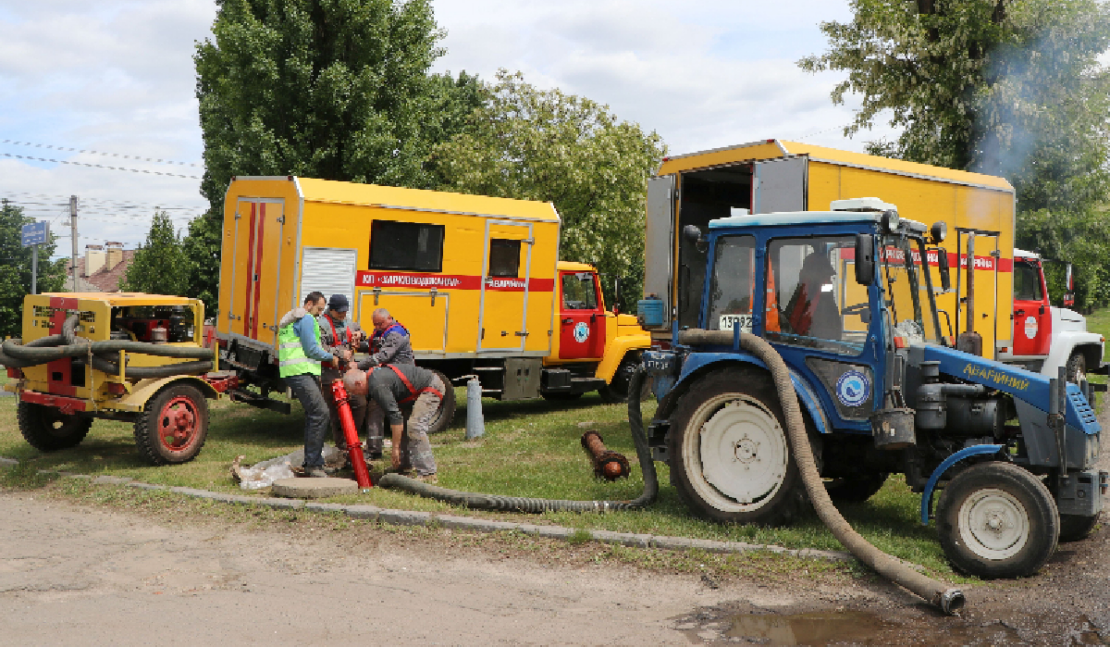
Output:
[70,195,78,292]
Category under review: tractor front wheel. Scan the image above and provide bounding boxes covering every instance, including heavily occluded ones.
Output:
[936,462,1058,578]
[134,384,209,465]
[18,401,92,452]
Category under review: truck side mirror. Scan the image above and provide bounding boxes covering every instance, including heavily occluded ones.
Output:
[1065,264,1075,307]
[854,234,875,286]
[934,247,951,291]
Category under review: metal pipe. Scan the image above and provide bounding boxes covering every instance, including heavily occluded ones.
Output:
[580,430,630,481]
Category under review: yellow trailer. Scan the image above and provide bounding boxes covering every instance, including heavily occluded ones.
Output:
[217,177,650,421]
[642,140,1015,358]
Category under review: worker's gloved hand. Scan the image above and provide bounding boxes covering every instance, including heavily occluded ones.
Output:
[331,356,341,369]
[340,348,353,362]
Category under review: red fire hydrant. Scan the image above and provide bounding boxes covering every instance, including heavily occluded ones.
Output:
[331,379,373,489]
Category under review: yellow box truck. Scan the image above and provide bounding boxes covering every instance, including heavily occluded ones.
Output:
[216,177,650,427]
[641,139,1017,357]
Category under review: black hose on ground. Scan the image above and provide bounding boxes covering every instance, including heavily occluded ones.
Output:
[1,314,214,379]
[378,366,659,513]
[677,328,964,616]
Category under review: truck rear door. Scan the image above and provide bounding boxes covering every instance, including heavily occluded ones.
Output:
[229,199,285,344]
[478,221,533,352]
[557,270,606,360]
[1012,257,1052,357]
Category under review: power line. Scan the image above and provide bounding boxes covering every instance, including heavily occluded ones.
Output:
[1,139,201,167]
[1,152,200,179]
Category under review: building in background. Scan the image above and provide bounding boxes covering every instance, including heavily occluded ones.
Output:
[66,241,135,292]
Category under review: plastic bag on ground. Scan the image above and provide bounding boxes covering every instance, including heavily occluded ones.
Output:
[231,446,347,490]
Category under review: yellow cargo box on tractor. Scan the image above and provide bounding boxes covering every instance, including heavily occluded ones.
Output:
[4,293,234,465]
[640,139,1016,359]
[217,176,651,429]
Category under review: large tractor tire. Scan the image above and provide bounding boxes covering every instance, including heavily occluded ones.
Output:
[424,370,456,434]
[18,401,92,452]
[668,367,808,526]
[134,383,209,465]
[936,461,1059,578]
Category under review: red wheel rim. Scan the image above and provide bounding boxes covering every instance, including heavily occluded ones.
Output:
[158,395,200,452]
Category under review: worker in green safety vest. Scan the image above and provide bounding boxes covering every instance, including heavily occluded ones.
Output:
[277,290,342,477]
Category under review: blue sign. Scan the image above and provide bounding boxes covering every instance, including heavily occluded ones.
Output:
[21,221,48,247]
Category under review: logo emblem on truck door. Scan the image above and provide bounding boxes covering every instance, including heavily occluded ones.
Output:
[573,322,590,343]
[836,370,871,407]
[1024,315,1038,340]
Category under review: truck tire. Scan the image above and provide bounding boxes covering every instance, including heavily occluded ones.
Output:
[17,401,92,452]
[1066,351,1087,386]
[1058,513,1100,543]
[668,367,808,526]
[133,383,209,465]
[598,353,646,404]
[825,472,889,503]
[425,370,456,434]
[936,461,1059,578]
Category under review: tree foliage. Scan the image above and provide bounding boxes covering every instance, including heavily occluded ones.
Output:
[188,0,480,312]
[800,0,1110,310]
[430,71,666,311]
[121,212,189,297]
[0,200,67,337]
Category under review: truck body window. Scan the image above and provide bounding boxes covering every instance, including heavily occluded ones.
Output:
[368,221,444,272]
[488,239,521,277]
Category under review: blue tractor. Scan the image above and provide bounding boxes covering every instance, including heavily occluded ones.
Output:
[641,199,1104,579]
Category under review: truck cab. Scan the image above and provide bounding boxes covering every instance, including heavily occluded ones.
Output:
[642,199,1103,579]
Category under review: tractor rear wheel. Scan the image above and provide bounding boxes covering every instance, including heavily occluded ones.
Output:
[134,384,209,465]
[18,401,92,452]
[936,461,1058,578]
[668,367,808,526]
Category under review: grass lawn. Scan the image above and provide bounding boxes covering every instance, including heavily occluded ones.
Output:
[0,373,967,581]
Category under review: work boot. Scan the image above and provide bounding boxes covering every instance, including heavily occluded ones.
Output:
[305,466,329,478]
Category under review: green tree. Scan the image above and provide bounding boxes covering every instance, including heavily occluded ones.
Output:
[0,200,67,336]
[188,0,481,311]
[121,212,189,297]
[430,71,667,311]
[800,0,1110,310]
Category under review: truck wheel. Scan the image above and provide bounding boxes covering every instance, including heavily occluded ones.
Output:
[134,384,209,465]
[1066,351,1087,386]
[936,462,1059,578]
[668,368,807,526]
[825,472,889,503]
[17,401,92,452]
[425,370,456,434]
[1058,513,1100,542]
[599,353,648,404]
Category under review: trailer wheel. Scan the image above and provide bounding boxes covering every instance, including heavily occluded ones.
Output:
[425,370,456,434]
[668,368,807,526]
[1058,513,1100,543]
[17,401,92,452]
[825,472,889,503]
[134,384,209,465]
[936,462,1059,578]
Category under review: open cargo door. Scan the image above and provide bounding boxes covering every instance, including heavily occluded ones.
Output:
[752,155,808,214]
[643,175,676,330]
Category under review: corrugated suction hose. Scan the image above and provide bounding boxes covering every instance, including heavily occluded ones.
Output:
[378,366,658,512]
[1,315,213,379]
[677,328,964,616]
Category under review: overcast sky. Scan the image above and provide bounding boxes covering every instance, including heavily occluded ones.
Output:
[0,0,891,257]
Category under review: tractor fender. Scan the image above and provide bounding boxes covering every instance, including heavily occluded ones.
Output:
[594,332,653,384]
[113,375,220,412]
[919,444,1006,524]
[662,353,831,435]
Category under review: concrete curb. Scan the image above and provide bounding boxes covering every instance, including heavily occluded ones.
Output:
[4,456,851,563]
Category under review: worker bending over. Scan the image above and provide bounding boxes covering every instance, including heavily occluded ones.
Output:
[357,308,415,460]
[343,364,442,484]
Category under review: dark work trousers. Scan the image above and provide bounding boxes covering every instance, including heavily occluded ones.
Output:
[285,373,330,468]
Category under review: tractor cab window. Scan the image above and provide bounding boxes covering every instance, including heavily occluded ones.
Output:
[880,235,942,346]
[562,272,599,310]
[765,236,867,356]
[707,235,756,333]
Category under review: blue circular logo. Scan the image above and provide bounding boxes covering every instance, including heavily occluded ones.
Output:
[836,370,870,407]
[573,322,590,343]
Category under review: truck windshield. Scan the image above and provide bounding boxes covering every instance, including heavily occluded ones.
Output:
[880,235,942,346]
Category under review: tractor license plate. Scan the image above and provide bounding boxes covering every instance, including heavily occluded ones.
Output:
[718,314,753,332]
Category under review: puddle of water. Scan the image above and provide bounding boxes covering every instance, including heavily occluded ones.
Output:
[724,610,1029,646]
